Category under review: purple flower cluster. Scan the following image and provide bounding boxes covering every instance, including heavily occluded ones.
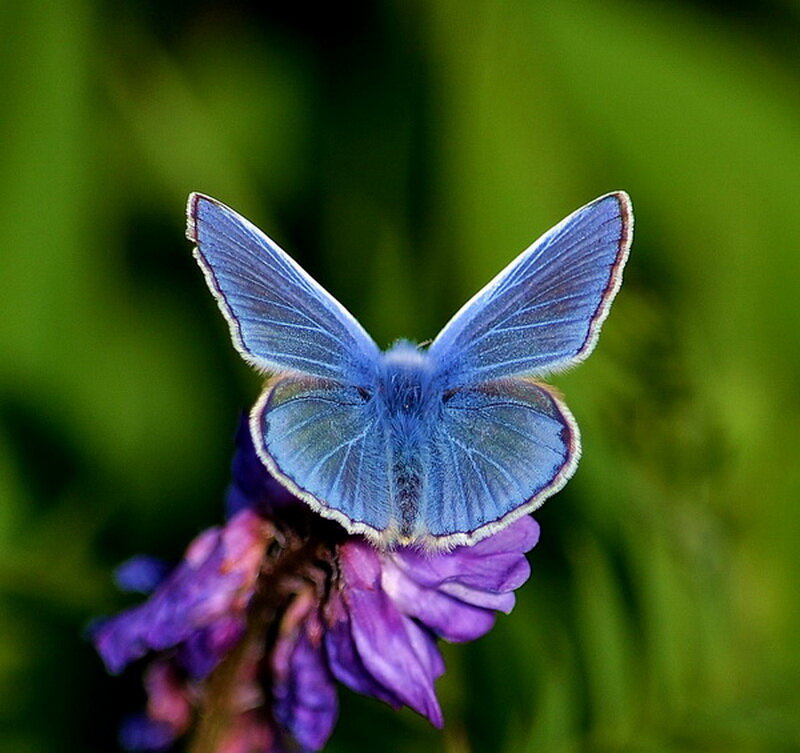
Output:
[93,422,540,751]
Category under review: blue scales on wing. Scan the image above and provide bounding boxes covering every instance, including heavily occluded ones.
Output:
[253,376,393,535]
[429,192,632,388]
[187,193,380,383]
[422,379,578,543]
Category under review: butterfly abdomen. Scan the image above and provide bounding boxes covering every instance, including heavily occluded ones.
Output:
[391,452,422,539]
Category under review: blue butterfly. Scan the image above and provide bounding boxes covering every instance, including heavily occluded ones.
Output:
[187,192,632,549]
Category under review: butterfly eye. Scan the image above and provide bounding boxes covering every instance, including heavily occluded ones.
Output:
[442,388,460,404]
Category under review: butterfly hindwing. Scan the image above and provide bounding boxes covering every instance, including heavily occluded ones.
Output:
[422,378,578,545]
[188,193,380,382]
[252,375,393,538]
[429,192,632,388]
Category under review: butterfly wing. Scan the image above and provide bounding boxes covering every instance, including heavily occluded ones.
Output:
[251,375,393,539]
[187,193,380,382]
[189,194,391,538]
[418,192,632,546]
[421,378,578,547]
[428,192,632,387]
[252,374,576,548]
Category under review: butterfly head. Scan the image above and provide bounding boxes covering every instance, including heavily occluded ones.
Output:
[378,341,436,416]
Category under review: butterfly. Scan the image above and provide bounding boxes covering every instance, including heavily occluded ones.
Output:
[187,191,632,550]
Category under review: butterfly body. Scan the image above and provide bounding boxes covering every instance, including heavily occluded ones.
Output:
[379,341,444,540]
[188,191,632,549]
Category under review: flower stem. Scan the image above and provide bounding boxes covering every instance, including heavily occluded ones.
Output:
[186,599,274,753]
[186,536,324,753]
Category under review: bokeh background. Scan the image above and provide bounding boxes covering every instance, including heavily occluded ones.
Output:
[2,0,800,751]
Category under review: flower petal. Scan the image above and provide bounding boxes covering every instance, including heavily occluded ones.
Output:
[143,662,192,732]
[392,516,539,594]
[119,714,177,752]
[178,616,246,679]
[114,556,171,595]
[272,591,338,752]
[438,582,516,613]
[381,561,497,642]
[93,509,271,674]
[324,601,403,710]
[327,541,442,715]
[345,580,444,726]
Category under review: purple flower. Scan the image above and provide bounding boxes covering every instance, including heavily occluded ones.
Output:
[93,420,540,751]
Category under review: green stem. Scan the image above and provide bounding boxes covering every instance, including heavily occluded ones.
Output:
[186,598,274,753]
[185,535,326,753]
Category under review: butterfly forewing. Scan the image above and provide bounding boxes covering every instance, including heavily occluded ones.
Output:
[188,194,380,382]
[429,192,632,388]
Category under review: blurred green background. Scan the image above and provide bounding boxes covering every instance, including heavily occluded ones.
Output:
[2,0,800,751]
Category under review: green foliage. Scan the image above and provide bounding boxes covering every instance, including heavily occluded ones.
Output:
[1,0,799,750]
